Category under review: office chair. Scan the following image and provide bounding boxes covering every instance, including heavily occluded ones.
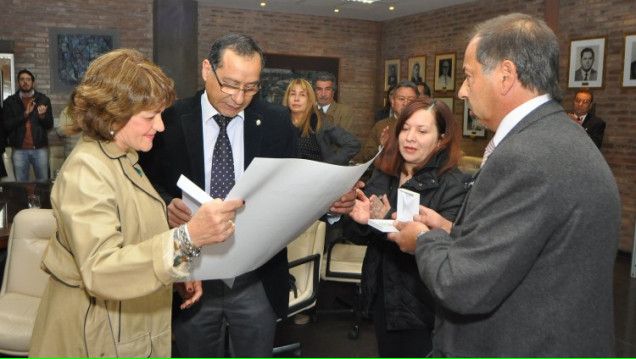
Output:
[0,209,56,356]
[320,237,367,340]
[273,220,326,357]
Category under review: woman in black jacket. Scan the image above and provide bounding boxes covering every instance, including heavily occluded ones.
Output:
[346,98,467,357]
[283,78,359,165]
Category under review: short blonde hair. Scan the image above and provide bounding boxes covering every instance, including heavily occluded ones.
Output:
[69,48,176,141]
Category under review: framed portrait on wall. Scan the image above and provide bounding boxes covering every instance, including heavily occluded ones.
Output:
[567,37,606,89]
[384,58,400,90]
[463,100,486,138]
[434,53,455,92]
[621,33,636,88]
[407,56,426,84]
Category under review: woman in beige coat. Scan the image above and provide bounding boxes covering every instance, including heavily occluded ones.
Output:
[29,49,244,357]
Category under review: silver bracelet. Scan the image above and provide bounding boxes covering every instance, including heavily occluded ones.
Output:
[178,224,200,258]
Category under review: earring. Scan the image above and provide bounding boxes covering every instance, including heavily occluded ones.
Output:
[109,129,115,137]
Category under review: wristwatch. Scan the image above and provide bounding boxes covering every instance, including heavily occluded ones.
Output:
[416,230,429,241]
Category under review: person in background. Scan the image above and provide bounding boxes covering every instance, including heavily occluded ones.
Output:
[374,85,395,123]
[388,13,620,356]
[283,78,360,165]
[56,105,81,158]
[313,71,355,135]
[0,104,7,178]
[139,33,357,357]
[566,88,605,148]
[29,48,244,357]
[2,69,53,181]
[415,81,431,99]
[346,98,466,357]
[353,81,419,163]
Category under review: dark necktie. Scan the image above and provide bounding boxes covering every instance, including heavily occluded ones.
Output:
[210,114,235,199]
[584,72,588,81]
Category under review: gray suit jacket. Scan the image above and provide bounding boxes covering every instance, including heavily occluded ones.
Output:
[415,100,620,356]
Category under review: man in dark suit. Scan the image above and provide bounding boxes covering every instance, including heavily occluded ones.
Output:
[567,88,605,148]
[574,47,598,81]
[389,13,620,356]
[140,33,356,357]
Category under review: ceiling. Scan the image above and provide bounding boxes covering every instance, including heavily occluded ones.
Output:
[198,0,477,22]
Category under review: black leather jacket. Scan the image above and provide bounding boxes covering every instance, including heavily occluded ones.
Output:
[344,149,467,331]
[2,90,54,148]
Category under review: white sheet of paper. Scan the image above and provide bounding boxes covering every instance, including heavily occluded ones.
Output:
[178,155,376,281]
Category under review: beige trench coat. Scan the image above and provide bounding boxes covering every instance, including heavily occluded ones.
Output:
[29,138,187,357]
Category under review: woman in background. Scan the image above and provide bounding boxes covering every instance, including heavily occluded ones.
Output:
[283,78,360,165]
[346,99,467,357]
[29,49,243,357]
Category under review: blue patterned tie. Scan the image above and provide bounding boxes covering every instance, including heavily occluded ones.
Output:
[210,114,235,199]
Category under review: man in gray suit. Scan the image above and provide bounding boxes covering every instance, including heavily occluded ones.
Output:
[388,13,620,357]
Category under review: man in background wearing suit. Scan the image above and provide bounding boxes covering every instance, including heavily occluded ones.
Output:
[140,33,356,357]
[574,47,597,81]
[567,88,605,148]
[388,13,620,357]
[313,71,354,134]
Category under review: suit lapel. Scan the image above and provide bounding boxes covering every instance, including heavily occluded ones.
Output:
[180,103,206,187]
[243,108,264,169]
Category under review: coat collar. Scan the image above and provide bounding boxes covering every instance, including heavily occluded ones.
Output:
[95,139,165,210]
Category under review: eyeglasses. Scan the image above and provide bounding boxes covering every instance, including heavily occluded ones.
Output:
[211,65,260,96]
[574,98,591,105]
[393,96,416,103]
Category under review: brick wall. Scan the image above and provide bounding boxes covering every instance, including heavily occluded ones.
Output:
[1,0,634,251]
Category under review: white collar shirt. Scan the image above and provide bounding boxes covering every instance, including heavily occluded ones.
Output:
[201,91,245,194]
[492,94,551,148]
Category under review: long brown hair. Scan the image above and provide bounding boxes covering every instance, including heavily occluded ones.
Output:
[375,98,461,176]
[282,78,322,137]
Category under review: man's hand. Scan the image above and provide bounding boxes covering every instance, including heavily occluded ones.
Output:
[386,220,430,254]
[329,180,365,215]
[416,206,453,234]
[175,280,202,310]
[168,198,192,228]
[380,125,390,147]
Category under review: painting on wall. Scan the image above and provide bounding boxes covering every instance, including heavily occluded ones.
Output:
[567,37,606,89]
[49,28,120,93]
[407,56,426,84]
[434,53,455,92]
[384,58,400,91]
[260,54,339,105]
[463,100,486,138]
[622,34,636,88]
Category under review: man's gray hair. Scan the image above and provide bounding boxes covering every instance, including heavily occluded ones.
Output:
[392,80,420,97]
[470,13,562,101]
[312,71,338,90]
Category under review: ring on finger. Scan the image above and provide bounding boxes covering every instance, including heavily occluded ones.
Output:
[228,219,234,227]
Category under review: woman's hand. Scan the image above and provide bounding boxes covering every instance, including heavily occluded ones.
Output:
[175,280,202,309]
[349,188,371,224]
[187,198,244,248]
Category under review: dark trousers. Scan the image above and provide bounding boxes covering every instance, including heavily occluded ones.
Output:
[173,275,277,357]
[372,289,433,357]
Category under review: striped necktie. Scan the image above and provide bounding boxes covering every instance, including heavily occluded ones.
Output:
[481,139,495,168]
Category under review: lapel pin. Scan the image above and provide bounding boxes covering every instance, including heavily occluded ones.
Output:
[256,119,261,126]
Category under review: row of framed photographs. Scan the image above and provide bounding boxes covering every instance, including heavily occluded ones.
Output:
[384,53,457,92]
[568,34,636,88]
[384,34,636,93]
